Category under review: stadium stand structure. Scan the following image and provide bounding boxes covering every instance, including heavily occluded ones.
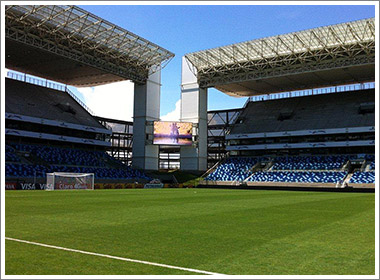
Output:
[5,4,178,189]
[5,76,112,147]
[204,153,374,188]
[6,78,102,128]
[201,86,375,189]
[5,75,151,189]
[201,84,375,189]
[5,4,175,175]
[230,89,374,134]
[181,17,375,178]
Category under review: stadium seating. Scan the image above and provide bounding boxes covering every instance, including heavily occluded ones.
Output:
[349,171,375,184]
[205,155,357,184]
[365,154,375,161]
[6,78,103,128]
[364,155,375,170]
[231,89,374,134]
[6,163,48,178]
[5,162,151,181]
[205,157,261,181]
[271,155,348,170]
[369,162,375,170]
[5,143,151,181]
[248,171,347,184]
[8,143,108,167]
[5,145,21,162]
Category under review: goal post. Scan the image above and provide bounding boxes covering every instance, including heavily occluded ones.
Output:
[46,173,94,190]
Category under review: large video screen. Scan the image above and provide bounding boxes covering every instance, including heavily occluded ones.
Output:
[153,121,192,146]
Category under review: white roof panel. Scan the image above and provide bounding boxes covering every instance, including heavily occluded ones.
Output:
[186,18,375,71]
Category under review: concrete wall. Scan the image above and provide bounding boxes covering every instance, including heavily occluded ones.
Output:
[180,57,208,171]
[132,70,161,171]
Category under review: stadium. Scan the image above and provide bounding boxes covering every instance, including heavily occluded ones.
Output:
[3,4,376,277]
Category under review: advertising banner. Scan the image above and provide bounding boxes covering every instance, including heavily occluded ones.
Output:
[5,182,17,190]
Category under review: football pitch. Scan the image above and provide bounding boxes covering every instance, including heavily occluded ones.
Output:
[5,188,375,275]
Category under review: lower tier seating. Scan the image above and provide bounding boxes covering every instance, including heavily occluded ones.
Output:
[205,155,374,184]
[6,163,47,178]
[349,171,375,184]
[272,155,348,170]
[369,161,375,170]
[247,171,347,183]
[205,157,262,181]
[5,143,150,181]
[5,145,22,162]
[8,143,109,167]
[5,163,151,181]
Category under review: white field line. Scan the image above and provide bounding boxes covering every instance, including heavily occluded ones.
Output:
[5,237,224,275]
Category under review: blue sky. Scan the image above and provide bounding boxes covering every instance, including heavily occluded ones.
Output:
[70,4,375,121]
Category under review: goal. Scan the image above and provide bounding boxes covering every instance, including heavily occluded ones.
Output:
[46,173,94,190]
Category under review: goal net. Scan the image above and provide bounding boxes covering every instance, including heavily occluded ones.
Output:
[46,173,94,190]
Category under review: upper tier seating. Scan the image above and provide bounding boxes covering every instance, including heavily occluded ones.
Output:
[349,171,375,184]
[205,157,262,181]
[231,89,374,134]
[5,78,103,128]
[272,155,348,170]
[365,154,375,161]
[248,171,347,184]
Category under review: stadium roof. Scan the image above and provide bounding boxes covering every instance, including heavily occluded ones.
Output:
[5,5,174,86]
[185,18,375,97]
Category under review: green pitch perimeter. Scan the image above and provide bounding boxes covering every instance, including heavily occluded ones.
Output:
[5,189,375,275]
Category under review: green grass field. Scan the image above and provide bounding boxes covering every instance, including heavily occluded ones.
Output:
[5,188,375,275]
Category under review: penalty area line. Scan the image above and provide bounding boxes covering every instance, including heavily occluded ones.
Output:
[5,237,224,275]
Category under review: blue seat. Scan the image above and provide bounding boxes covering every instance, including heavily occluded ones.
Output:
[248,171,347,183]
[205,155,351,184]
[5,145,21,162]
[272,155,348,170]
[5,143,151,181]
[349,171,375,184]
[206,157,260,181]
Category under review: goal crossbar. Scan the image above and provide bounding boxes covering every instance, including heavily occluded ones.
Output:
[46,172,94,190]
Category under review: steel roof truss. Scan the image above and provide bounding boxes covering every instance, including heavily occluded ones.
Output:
[184,18,374,88]
[5,5,174,83]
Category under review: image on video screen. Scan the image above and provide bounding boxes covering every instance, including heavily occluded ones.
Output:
[153,121,192,146]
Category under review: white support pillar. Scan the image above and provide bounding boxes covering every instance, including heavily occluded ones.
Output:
[132,69,161,171]
[180,57,208,172]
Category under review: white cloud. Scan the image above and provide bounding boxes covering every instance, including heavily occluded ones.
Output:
[77,81,182,122]
[77,80,134,122]
[160,99,181,121]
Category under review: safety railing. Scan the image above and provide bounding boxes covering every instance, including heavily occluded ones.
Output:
[248,82,375,103]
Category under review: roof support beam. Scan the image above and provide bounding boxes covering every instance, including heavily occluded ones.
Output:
[5,5,174,84]
[184,18,374,94]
